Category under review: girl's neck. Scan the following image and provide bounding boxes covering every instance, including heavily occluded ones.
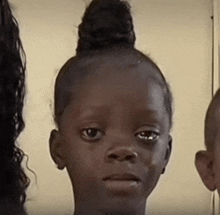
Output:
[74,211,145,215]
[73,203,146,215]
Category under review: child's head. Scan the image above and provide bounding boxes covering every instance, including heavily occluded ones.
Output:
[196,89,220,195]
[50,0,173,214]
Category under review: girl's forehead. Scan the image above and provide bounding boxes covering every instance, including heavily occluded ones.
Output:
[71,67,160,106]
[69,67,165,114]
[77,57,161,85]
[67,57,165,109]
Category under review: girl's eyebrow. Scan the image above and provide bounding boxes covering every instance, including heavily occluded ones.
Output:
[78,103,161,112]
[133,109,162,115]
[75,105,162,119]
[75,105,111,119]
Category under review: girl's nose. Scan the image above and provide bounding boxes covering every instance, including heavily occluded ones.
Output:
[106,147,138,163]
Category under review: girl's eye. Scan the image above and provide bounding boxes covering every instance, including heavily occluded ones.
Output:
[135,131,159,142]
[81,128,103,141]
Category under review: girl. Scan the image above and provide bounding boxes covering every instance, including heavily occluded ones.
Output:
[0,0,29,214]
[50,0,173,214]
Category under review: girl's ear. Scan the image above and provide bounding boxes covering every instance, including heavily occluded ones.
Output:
[49,129,66,170]
[161,135,172,174]
[195,150,216,191]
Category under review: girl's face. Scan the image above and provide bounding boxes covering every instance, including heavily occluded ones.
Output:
[50,60,172,214]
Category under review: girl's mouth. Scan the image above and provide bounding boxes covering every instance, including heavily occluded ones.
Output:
[102,173,141,195]
[103,173,141,182]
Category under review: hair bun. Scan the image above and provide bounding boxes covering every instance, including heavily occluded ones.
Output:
[76,0,135,54]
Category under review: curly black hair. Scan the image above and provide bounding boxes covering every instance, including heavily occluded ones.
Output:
[0,0,29,214]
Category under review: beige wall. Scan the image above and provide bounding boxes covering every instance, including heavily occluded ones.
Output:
[12,0,212,214]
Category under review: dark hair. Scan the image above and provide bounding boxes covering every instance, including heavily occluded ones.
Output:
[55,0,173,127]
[0,0,29,214]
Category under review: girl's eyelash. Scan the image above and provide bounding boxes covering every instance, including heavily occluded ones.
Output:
[135,131,159,142]
[80,127,159,143]
[80,128,104,142]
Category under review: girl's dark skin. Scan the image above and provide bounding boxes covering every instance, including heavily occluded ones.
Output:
[50,54,172,215]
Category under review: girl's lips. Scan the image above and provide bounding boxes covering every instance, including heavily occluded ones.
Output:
[102,173,141,182]
[102,173,142,195]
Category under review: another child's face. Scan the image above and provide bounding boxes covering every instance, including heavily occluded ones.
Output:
[207,103,220,194]
[196,97,220,195]
[52,60,171,212]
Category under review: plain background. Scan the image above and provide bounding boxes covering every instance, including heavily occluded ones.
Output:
[10,0,217,214]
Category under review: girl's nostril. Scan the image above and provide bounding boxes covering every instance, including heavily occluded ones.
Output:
[126,155,134,160]
[107,149,138,162]
[108,154,118,159]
